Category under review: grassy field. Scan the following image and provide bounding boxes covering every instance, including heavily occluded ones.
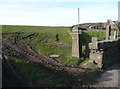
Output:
[2,25,71,44]
[2,25,106,87]
[8,57,67,87]
[2,25,106,66]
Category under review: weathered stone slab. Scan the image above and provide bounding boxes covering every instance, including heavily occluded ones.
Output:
[91,37,98,42]
[49,54,60,58]
[89,42,98,49]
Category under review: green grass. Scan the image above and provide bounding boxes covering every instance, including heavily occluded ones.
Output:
[8,57,67,87]
[82,30,106,42]
[2,25,106,66]
[2,25,71,44]
[2,25,106,87]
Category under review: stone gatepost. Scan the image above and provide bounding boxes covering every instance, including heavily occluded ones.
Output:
[70,25,82,58]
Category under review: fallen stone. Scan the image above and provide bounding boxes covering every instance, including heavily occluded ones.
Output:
[49,54,60,58]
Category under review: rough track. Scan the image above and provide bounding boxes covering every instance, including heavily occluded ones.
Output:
[93,63,120,87]
[2,34,89,86]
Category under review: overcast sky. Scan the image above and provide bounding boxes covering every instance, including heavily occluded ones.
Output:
[0,0,119,26]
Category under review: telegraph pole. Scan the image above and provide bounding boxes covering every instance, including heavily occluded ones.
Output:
[78,8,80,24]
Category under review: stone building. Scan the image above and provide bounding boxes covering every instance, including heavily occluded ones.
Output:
[105,19,119,40]
[89,23,104,29]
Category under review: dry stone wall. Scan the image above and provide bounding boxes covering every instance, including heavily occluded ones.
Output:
[89,37,120,69]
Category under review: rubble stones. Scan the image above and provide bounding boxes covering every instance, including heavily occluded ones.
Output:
[89,37,119,69]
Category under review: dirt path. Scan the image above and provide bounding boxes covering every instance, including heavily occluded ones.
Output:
[2,35,88,86]
[93,63,120,87]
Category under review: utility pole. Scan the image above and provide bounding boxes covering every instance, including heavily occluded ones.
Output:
[78,8,80,24]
